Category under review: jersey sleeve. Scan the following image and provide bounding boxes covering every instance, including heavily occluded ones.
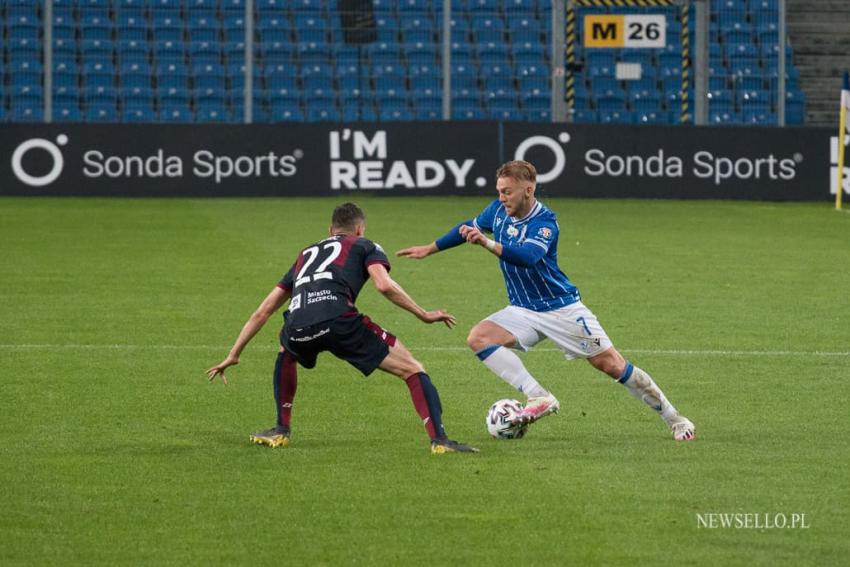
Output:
[278,262,296,293]
[524,216,558,254]
[363,240,391,272]
[473,199,501,233]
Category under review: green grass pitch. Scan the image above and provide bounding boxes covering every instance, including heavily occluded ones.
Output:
[1,196,848,565]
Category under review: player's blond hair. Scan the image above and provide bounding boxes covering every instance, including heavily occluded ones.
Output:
[496,160,537,184]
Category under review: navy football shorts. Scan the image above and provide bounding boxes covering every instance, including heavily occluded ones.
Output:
[281,313,397,376]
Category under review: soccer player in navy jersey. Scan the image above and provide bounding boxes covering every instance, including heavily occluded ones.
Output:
[397,160,695,441]
[207,202,478,454]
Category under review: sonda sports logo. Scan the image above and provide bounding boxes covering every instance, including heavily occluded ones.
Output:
[10,135,69,187]
[9,134,303,187]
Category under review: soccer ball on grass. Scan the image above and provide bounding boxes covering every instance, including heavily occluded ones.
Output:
[486,398,528,439]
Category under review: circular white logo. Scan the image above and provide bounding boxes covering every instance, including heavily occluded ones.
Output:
[513,133,571,184]
[11,135,68,187]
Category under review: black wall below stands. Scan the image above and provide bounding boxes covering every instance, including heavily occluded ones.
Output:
[0,122,841,200]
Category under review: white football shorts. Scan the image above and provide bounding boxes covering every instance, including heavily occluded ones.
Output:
[486,301,613,359]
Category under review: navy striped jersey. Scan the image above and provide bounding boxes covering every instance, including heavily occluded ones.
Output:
[473,199,580,312]
[278,235,390,327]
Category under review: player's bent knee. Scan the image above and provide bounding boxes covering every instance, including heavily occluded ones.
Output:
[466,328,490,352]
[589,350,625,379]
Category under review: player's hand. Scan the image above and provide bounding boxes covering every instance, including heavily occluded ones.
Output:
[460,226,487,246]
[206,355,239,386]
[396,243,437,259]
[419,309,457,329]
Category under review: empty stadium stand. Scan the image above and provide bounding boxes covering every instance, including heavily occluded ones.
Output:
[0,0,804,124]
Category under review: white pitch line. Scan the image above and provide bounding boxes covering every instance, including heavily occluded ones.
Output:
[0,344,849,357]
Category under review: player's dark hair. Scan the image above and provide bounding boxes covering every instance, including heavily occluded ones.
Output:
[331,202,365,232]
[496,160,537,184]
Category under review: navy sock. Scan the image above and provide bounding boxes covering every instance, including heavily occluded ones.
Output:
[405,372,447,440]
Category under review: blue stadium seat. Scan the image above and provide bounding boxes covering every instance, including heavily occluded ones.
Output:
[267,86,301,107]
[86,105,120,122]
[9,106,45,123]
[194,63,227,90]
[573,109,598,123]
[190,41,223,64]
[476,42,510,65]
[266,107,305,122]
[117,39,151,63]
[342,105,378,121]
[452,108,487,120]
[294,14,329,44]
[83,85,118,107]
[52,14,77,40]
[306,107,342,122]
[160,106,195,122]
[116,0,147,10]
[11,84,43,107]
[629,90,661,113]
[7,14,39,39]
[53,61,80,88]
[522,88,549,111]
[159,86,190,107]
[189,16,220,43]
[152,14,184,42]
[81,39,115,60]
[218,0,245,12]
[82,61,116,88]
[120,105,157,123]
[122,86,155,107]
[516,63,547,80]
[398,0,430,12]
[297,42,331,64]
[637,111,673,125]
[485,88,519,111]
[81,15,113,41]
[513,41,546,65]
[54,86,80,106]
[258,15,290,43]
[600,110,634,124]
[378,107,414,121]
[154,39,186,61]
[156,61,190,89]
[405,42,438,66]
[196,106,231,122]
[116,14,148,41]
[8,38,41,61]
[471,16,505,43]
[187,0,219,17]
[55,106,84,122]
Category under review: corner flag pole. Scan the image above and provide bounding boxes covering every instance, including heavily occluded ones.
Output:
[836,71,850,210]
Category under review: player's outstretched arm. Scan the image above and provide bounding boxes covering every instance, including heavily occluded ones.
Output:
[395,242,439,259]
[206,286,290,385]
[396,219,475,259]
[367,264,456,328]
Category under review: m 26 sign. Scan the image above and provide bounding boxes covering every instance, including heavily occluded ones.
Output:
[584,14,666,48]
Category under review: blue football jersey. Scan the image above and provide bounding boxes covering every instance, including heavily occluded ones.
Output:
[473,199,580,312]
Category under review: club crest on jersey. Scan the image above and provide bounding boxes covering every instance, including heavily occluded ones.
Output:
[507,225,519,237]
[538,227,552,239]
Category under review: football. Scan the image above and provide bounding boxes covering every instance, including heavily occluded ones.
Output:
[486,399,528,439]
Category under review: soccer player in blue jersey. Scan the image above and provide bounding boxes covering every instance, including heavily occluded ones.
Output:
[397,160,695,441]
[207,203,478,454]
